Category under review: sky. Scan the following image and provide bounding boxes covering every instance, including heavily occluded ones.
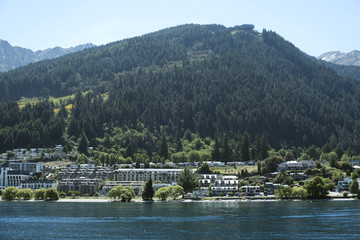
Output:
[0,0,359,57]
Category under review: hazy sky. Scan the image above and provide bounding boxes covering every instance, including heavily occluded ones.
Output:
[0,0,359,56]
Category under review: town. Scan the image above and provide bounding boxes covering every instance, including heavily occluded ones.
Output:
[1,144,360,201]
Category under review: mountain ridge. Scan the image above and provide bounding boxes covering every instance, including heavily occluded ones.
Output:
[318,50,360,66]
[0,39,95,72]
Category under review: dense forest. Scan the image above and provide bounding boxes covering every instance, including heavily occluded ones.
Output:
[1,24,360,162]
[323,62,360,81]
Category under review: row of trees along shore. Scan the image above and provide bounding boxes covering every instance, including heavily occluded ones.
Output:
[1,187,59,200]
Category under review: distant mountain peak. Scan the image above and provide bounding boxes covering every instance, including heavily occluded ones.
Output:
[0,40,95,72]
[318,50,360,66]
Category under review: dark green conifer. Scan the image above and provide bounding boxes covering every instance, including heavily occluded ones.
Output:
[78,130,88,155]
[142,178,154,200]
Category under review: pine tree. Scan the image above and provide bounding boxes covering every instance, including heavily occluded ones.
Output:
[255,132,270,160]
[159,135,169,160]
[212,133,221,161]
[78,130,88,155]
[175,138,183,152]
[177,167,199,193]
[259,132,270,160]
[125,143,134,159]
[334,144,344,159]
[221,133,230,164]
[142,178,154,200]
[257,160,262,175]
[197,162,212,174]
[350,179,359,197]
[240,132,251,162]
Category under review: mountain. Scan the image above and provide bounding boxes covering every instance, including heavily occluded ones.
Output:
[34,43,95,61]
[318,50,360,66]
[0,40,95,72]
[1,24,360,154]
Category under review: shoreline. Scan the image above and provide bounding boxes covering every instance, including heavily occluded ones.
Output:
[1,196,357,203]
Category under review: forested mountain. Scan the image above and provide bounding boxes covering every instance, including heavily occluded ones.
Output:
[0,39,95,72]
[322,61,360,81]
[1,24,360,158]
[317,50,360,81]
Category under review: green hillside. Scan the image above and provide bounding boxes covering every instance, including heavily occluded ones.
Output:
[1,24,360,159]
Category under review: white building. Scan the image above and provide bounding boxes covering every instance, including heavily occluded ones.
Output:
[114,168,183,183]
[8,160,43,174]
[57,177,102,195]
[277,160,316,172]
[241,186,261,196]
[264,182,281,195]
[0,163,30,190]
[57,164,112,180]
[55,145,63,152]
[210,175,239,196]
[199,174,220,187]
[21,180,58,190]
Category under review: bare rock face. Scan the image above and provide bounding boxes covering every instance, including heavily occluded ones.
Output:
[318,50,360,66]
[0,40,95,72]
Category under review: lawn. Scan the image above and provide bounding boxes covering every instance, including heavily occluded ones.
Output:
[210,165,257,175]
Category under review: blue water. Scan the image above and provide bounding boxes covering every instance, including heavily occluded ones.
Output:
[0,200,359,239]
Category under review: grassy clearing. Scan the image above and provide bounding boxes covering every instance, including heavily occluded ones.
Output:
[18,91,109,113]
[39,160,73,167]
[210,166,257,175]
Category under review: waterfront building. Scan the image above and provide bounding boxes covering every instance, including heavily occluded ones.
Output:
[240,185,261,196]
[114,168,183,183]
[210,175,239,196]
[57,164,112,180]
[264,182,281,195]
[199,174,220,187]
[57,177,102,195]
[0,163,30,190]
[21,180,58,190]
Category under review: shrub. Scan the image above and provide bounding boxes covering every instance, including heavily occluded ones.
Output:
[34,188,46,200]
[16,189,33,200]
[108,185,135,202]
[304,176,330,198]
[1,187,19,200]
[45,188,59,200]
[59,191,67,198]
[292,187,308,200]
[155,187,171,201]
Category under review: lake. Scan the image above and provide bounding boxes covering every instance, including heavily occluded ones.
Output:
[0,200,359,239]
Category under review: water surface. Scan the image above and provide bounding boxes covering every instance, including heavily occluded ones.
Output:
[0,200,359,239]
